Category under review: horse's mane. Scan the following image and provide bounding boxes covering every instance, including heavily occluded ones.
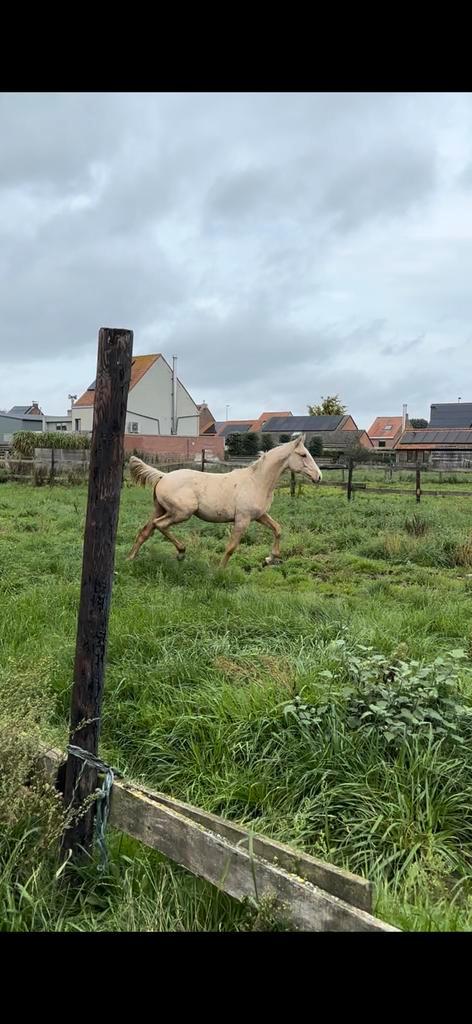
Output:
[249,451,267,472]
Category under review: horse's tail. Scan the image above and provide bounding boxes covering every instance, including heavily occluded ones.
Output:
[129,456,165,490]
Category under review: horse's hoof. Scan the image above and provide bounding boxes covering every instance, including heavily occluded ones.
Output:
[176,551,186,561]
[264,556,282,567]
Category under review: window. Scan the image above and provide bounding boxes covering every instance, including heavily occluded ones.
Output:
[384,425,392,431]
[75,419,81,432]
[378,441,386,448]
[128,421,139,434]
[56,423,68,431]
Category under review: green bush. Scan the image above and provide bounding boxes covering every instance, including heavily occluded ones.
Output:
[283,645,472,750]
[226,433,261,458]
[261,435,275,451]
[12,431,91,459]
[308,436,324,458]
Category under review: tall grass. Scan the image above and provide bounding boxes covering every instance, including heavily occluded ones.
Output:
[1,482,472,930]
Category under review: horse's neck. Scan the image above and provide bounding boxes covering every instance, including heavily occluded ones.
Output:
[252,448,290,499]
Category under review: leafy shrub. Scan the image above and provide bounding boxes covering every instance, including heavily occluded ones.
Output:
[261,435,274,451]
[342,646,472,747]
[282,645,472,750]
[308,436,324,458]
[0,468,8,484]
[226,433,261,458]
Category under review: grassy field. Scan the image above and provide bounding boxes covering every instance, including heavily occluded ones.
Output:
[2,476,472,931]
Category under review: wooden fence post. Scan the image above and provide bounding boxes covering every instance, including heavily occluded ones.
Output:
[50,446,55,485]
[416,464,421,504]
[347,459,353,501]
[201,448,205,472]
[290,471,296,497]
[61,328,133,859]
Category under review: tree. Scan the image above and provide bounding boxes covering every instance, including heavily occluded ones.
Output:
[225,433,244,458]
[261,434,274,451]
[408,418,428,429]
[308,395,347,416]
[243,432,260,457]
[308,435,324,458]
[279,433,292,443]
[226,432,261,458]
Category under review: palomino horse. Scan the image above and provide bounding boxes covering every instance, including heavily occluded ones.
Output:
[127,433,322,568]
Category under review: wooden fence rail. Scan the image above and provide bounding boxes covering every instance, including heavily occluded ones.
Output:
[40,747,398,933]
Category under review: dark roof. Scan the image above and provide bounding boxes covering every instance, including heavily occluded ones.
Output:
[8,405,29,415]
[327,429,371,450]
[2,411,42,422]
[262,415,345,433]
[398,428,472,446]
[429,403,472,428]
[219,422,252,438]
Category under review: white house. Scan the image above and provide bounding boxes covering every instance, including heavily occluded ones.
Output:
[73,354,199,437]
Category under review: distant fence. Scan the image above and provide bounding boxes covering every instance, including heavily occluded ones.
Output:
[3,451,472,501]
[0,447,90,482]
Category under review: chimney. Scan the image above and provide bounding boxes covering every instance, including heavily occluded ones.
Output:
[402,404,408,432]
[171,356,177,434]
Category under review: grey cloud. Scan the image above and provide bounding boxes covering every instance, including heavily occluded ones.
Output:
[321,148,436,234]
[0,92,470,425]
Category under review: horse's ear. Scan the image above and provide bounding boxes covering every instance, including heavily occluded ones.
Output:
[293,433,306,448]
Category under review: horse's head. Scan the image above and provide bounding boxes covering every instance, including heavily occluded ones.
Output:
[287,434,322,483]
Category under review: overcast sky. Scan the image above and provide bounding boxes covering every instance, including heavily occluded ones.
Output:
[1,92,471,428]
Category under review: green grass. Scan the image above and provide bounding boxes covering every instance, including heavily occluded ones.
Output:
[2,479,472,931]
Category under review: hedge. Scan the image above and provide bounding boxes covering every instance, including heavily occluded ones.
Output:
[12,431,91,459]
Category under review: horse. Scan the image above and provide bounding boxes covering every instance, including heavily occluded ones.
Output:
[127,433,322,568]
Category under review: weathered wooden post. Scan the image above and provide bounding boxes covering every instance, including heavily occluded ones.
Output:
[290,471,296,497]
[416,463,421,504]
[347,459,353,501]
[62,328,133,859]
[50,446,55,485]
[201,448,205,472]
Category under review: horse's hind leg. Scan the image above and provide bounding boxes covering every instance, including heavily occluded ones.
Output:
[257,512,282,565]
[127,500,165,561]
[126,517,156,561]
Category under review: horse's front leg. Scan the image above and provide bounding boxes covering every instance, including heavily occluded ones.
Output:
[220,516,250,569]
[257,512,282,565]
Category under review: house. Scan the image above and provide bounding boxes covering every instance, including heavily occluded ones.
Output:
[429,402,472,428]
[367,416,403,449]
[215,420,255,439]
[43,414,72,432]
[394,402,472,466]
[261,414,373,455]
[0,403,45,445]
[8,402,43,417]
[395,428,472,467]
[73,354,200,438]
[250,411,292,433]
[213,412,293,439]
[197,403,216,434]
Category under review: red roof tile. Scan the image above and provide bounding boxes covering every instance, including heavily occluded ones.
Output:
[74,354,161,408]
